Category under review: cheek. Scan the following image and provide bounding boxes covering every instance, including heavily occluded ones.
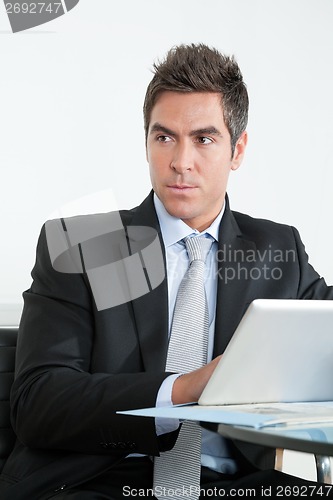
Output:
[205,163,231,191]
[146,146,153,164]
[148,157,165,186]
[148,148,170,174]
[147,145,160,167]
[148,162,157,184]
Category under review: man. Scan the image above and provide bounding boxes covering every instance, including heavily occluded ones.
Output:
[1,43,333,499]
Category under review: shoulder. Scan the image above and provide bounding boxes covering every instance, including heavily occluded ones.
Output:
[42,204,140,239]
[34,205,140,273]
[46,193,154,232]
[232,209,292,231]
[231,209,298,245]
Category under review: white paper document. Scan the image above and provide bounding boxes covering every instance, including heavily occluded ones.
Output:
[118,401,333,429]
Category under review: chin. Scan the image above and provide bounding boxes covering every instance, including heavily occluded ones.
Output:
[165,205,198,222]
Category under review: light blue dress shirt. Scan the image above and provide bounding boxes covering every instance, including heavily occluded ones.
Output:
[153,194,238,474]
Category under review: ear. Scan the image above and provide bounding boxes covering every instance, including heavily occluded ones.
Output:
[231,131,248,171]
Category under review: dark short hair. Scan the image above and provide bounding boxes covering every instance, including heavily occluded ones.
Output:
[143,43,249,154]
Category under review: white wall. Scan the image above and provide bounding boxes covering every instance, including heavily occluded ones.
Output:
[1,0,333,321]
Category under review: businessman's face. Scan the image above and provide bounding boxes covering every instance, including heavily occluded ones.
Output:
[146,91,247,231]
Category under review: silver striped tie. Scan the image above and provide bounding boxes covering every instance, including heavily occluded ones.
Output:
[154,235,213,500]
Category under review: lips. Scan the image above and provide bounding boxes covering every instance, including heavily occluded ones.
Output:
[168,184,196,190]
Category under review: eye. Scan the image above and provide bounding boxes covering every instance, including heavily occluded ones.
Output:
[156,135,172,143]
[196,136,213,145]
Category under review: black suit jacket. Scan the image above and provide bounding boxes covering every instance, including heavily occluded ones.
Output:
[1,192,333,499]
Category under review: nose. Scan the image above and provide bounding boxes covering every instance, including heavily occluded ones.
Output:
[170,142,194,173]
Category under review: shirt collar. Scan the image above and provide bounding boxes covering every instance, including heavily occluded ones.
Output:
[153,193,225,248]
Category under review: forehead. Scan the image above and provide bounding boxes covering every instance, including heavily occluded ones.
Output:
[149,91,226,130]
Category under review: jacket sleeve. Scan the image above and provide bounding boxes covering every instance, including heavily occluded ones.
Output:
[292,226,333,299]
[10,223,173,457]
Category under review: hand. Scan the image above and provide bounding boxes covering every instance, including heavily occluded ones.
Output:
[171,355,222,405]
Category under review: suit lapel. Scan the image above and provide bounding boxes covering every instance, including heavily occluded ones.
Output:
[213,198,257,356]
[126,193,169,372]
[123,193,257,366]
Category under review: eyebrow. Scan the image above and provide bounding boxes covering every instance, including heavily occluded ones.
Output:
[149,122,223,138]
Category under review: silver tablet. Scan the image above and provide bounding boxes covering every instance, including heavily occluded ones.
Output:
[199,299,333,406]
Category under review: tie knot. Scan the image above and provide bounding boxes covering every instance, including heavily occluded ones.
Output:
[184,235,213,264]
